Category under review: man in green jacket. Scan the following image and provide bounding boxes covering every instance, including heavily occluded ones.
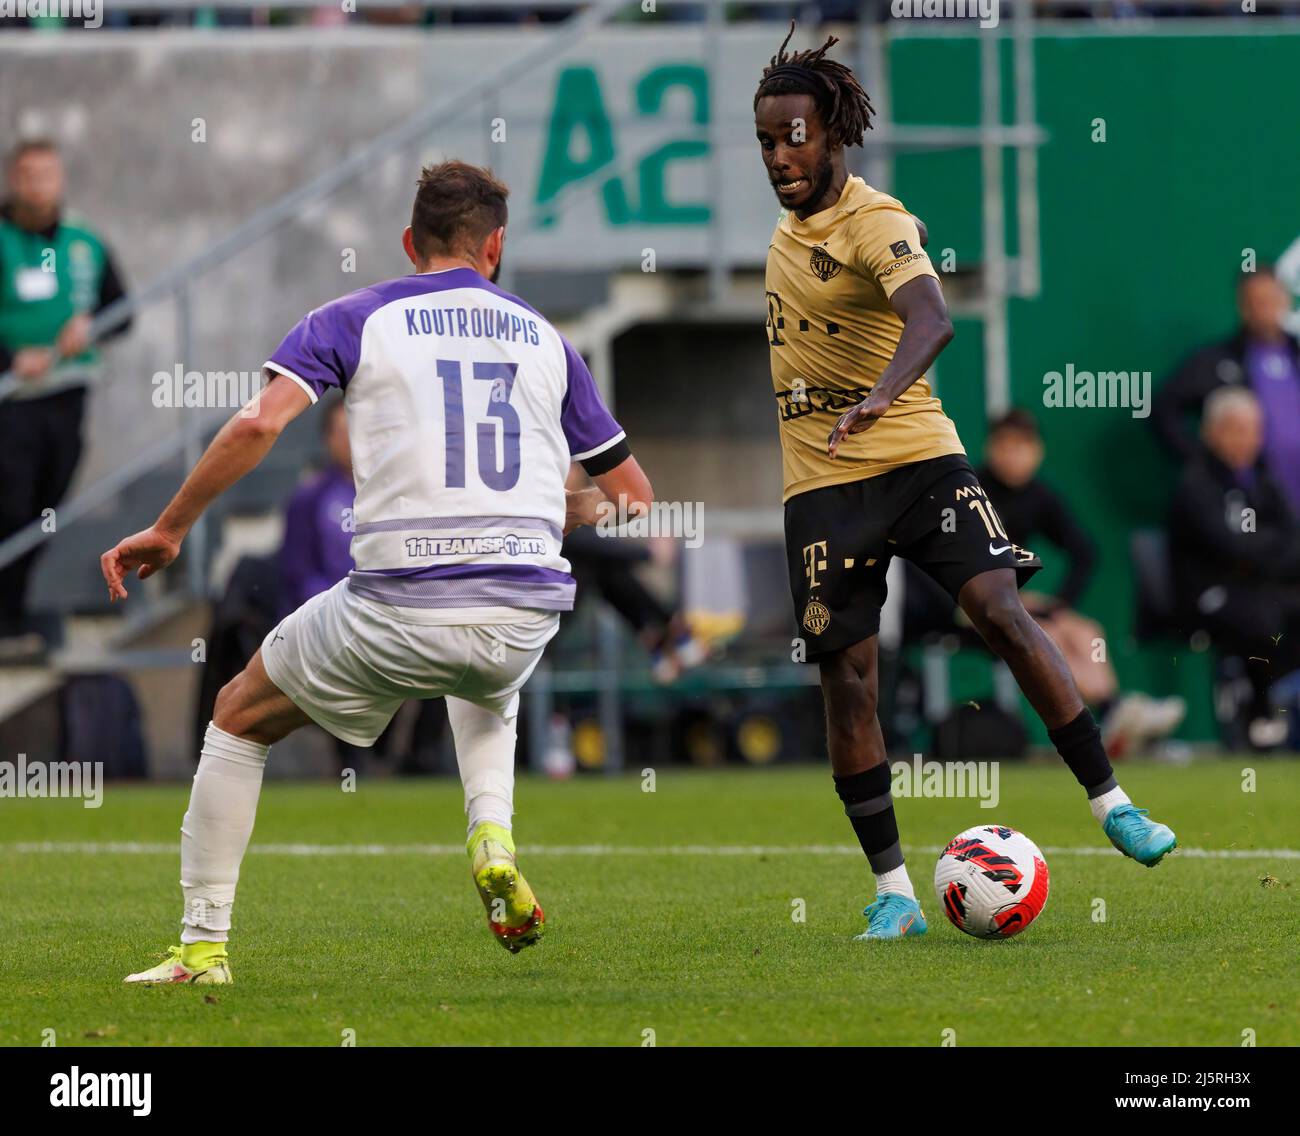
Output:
[0,137,132,655]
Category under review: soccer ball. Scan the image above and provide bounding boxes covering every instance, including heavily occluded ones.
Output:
[934,825,1050,940]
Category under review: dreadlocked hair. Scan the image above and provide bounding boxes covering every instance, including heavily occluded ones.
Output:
[754,22,875,148]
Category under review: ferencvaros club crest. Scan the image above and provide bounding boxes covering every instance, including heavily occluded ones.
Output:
[802,599,831,635]
[809,245,842,282]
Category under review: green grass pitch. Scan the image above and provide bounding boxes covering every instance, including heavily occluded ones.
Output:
[2,759,1297,1046]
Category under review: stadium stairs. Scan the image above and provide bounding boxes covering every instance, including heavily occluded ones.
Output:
[0,424,323,773]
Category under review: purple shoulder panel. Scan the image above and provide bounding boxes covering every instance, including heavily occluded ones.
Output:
[266,268,521,396]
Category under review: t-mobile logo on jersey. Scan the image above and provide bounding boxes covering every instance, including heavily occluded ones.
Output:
[891,0,998,29]
[802,541,828,588]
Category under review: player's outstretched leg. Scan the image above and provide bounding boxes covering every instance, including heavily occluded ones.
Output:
[958,570,1177,867]
[124,651,310,985]
[448,696,544,952]
[821,638,927,940]
[123,720,268,985]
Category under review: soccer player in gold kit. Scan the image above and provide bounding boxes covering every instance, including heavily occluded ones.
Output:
[754,28,1176,940]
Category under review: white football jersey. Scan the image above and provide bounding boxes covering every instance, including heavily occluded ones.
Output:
[264,267,625,613]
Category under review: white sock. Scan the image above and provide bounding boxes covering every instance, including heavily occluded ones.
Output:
[447,696,516,838]
[179,722,269,944]
[1089,783,1131,824]
[875,864,917,901]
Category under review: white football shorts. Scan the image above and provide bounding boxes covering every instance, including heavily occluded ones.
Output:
[260,578,560,747]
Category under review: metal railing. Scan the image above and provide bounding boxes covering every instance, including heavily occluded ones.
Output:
[0,0,633,588]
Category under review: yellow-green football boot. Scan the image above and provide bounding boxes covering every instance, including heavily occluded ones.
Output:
[123,942,232,985]
[467,821,544,953]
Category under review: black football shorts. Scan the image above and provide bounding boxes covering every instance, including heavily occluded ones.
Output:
[784,455,1042,660]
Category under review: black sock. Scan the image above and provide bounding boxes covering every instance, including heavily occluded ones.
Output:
[833,764,903,874]
[1048,708,1116,797]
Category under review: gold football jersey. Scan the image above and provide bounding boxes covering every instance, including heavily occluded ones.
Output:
[765,176,965,502]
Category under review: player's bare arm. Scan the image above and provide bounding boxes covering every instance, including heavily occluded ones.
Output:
[827,275,953,458]
[100,374,311,601]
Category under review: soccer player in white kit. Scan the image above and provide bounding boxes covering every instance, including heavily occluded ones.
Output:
[101,161,652,983]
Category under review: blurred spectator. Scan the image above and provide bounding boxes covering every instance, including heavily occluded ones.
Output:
[280,396,354,614]
[1169,386,1300,746]
[0,138,131,659]
[981,410,1096,616]
[978,409,1183,755]
[1153,266,1300,516]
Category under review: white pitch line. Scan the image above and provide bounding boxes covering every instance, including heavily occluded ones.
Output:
[4,841,1299,860]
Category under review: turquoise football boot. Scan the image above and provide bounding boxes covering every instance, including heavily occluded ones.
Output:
[1103,803,1177,866]
[853,894,928,941]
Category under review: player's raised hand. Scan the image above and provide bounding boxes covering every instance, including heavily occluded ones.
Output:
[828,396,886,459]
[100,525,183,602]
